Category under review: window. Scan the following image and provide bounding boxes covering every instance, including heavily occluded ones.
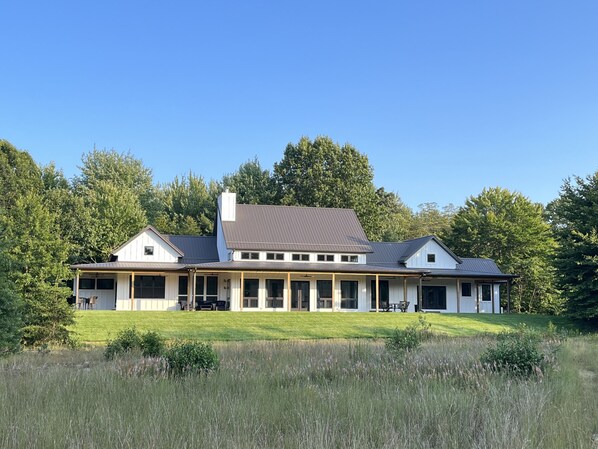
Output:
[461,282,472,297]
[241,252,259,260]
[317,280,333,309]
[97,279,114,290]
[266,252,284,261]
[79,278,95,290]
[292,253,309,261]
[178,276,189,304]
[370,280,389,309]
[266,279,284,308]
[132,276,165,299]
[481,284,492,301]
[179,275,219,307]
[243,278,259,308]
[341,255,358,263]
[144,246,154,256]
[427,254,436,263]
[340,280,358,309]
[317,254,334,262]
[421,286,446,310]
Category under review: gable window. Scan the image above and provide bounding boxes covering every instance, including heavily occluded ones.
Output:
[481,284,492,301]
[292,253,310,261]
[317,254,334,262]
[241,252,259,260]
[317,280,333,309]
[79,278,95,290]
[132,276,165,299]
[427,254,436,263]
[340,280,358,309]
[461,282,472,297]
[144,246,154,256]
[266,279,284,308]
[243,278,259,308]
[341,255,358,263]
[266,252,284,261]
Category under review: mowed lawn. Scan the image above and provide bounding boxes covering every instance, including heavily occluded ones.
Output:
[71,311,577,344]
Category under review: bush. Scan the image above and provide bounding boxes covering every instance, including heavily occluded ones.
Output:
[481,326,544,376]
[104,327,143,360]
[164,341,219,376]
[386,314,431,357]
[140,331,165,358]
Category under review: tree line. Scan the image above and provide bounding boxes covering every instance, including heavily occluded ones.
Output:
[1,136,597,353]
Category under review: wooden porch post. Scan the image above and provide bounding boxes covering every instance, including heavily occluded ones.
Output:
[476,283,480,313]
[332,273,336,311]
[240,271,244,311]
[375,274,380,312]
[403,277,407,305]
[491,281,495,314]
[455,278,461,313]
[287,272,291,311]
[186,269,192,311]
[507,279,511,313]
[75,271,80,308]
[191,270,197,311]
[418,276,423,312]
[130,272,135,311]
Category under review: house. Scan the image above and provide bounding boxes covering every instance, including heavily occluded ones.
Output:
[71,190,515,313]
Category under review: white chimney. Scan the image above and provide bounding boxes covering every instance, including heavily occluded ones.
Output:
[218,189,237,222]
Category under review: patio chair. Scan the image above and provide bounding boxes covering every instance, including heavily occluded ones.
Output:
[88,296,98,310]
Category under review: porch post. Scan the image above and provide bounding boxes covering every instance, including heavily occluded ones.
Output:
[455,278,461,313]
[191,270,197,311]
[476,283,480,313]
[130,272,135,311]
[186,269,192,311]
[507,279,511,313]
[418,276,423,312]
[240,271,244,311]
[75,271,80,308]
[491,281,495,314]
[332,273,336,311]
[375,274,380,312]
[287,272,291,311]
[403,277,407,305]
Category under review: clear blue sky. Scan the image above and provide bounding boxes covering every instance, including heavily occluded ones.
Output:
[1,1,597,209]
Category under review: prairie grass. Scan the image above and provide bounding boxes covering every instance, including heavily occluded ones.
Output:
[1,337,596,448]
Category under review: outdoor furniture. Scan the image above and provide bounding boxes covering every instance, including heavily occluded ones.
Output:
[397,300,409,312]
[76,297,89,309]
[88,296,97,310]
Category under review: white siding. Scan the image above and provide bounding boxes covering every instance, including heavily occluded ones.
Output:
[405,240,458,269]
[115,273,180,311]
[216,214,231,262]
[76,274,117,310]
[114,230,180,262]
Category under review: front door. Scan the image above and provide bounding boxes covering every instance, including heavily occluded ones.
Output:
[291,281,310,311]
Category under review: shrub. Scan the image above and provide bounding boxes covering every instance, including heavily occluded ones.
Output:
[104,327,143,360]
[164,341,219,376]
[481,326,544,376]
[386,314,431,357]
[140,331,165,358]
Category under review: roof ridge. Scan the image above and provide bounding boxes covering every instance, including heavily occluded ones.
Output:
[236,203,355,212]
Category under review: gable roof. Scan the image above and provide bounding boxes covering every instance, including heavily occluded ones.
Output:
[220,204,372,253]
[368,236,462,265]
[112,225,184,257]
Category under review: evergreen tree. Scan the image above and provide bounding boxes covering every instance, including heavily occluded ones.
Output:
[222,158,277,205]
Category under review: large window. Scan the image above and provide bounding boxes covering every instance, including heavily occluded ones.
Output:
[243,278,259,308]
[266,279,284,308]
[179,275,219,306]
[370,280,389,309]
[317,280,333,309]
[461,282,472,297]
[481,284,492,302]
[79,278,95,290]
[340,280,358,309]
[421,286,446,310]
[97,279,114,290]
[132,276,165,299]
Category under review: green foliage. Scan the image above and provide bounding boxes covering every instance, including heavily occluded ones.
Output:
[0,140,43,210]
[481,326,544,377]
[0,248,22,356]
[548,172,598,320]
[104,327,144,360]
[163,340,219,376]
[222,158,277,205]
[154,173,218,235]
[140,331,166,358]
[273,136,383,239]
[445,187,561,314]
[385,314,432,356]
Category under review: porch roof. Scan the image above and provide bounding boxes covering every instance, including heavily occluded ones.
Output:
[71,261,188,272]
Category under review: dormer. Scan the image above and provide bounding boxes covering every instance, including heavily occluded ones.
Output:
[112,226,184,263]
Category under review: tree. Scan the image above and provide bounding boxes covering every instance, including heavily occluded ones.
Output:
[0,244,22,356]
[273,136,382,239]
[0,139,43,209]
[408,203,457,239]
[548,173,598,320]
[376,188,414,242]
[155,173,219,235]
[445,187,560,314]
[222,158,277,205]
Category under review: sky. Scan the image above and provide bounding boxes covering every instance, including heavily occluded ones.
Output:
[1,1,597,209]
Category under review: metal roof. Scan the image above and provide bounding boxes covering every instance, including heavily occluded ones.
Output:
[221,204,372,253]
[368,237,462,264]
[163,235,219,263]
[71,261,187,271]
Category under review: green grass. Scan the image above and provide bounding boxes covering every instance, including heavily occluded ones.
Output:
[1,336,597,448]
[70,311,579,344]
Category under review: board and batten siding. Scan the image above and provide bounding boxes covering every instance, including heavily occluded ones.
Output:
[405,240,458,269]
[114,230,180,263]
[115,273,180,311]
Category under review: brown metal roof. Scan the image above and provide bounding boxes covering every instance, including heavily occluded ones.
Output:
[221,204,372,253]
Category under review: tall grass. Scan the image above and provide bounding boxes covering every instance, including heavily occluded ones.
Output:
[1,337,596,448]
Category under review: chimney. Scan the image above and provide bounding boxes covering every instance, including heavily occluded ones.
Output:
[218,189,237,222]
